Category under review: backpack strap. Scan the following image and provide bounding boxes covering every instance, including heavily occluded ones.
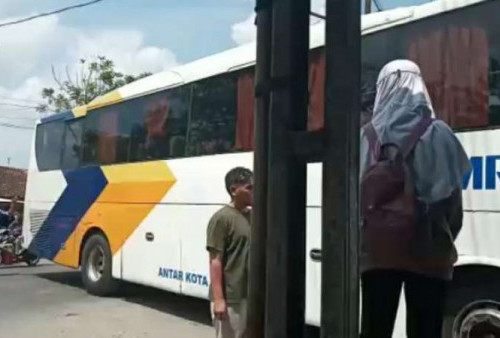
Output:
[402,117,433,158]
[363,123,380,160]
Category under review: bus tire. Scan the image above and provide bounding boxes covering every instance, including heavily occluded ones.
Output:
[442,283,500,337]
[81,234,119,296]
[24,252,40,266]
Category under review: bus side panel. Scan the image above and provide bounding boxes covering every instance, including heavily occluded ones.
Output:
[47,167,109,268]
[169,153,253,299]
[81,161,180,292]
[305,206,321,327]
[456,212,500,261]
[457,130,500,260]
[305,163,322,326]
[23,169,76,265]
[121,202,182,293]
[176,204,218,297]
[458,130,500,211]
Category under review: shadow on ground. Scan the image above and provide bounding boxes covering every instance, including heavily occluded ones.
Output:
[0,273,19,277]
[35,270,212,326]
[35,269,321,337]
[0,263,52,270]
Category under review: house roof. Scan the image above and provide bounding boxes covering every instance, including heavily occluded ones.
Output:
[0,166,27,199]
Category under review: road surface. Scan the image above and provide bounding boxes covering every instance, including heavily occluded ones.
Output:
[0,262,213,338]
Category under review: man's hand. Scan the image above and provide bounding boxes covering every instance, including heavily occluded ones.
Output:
[209,250,227,321]
[213,298,228,320]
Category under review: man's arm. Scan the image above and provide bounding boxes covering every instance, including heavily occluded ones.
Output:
[206,212,228,320]
[209,250,227,319]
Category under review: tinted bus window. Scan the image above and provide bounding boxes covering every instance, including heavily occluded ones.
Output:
[362,0,500,129]
[36,120,65,171]
[187,75,237,156]
[82,109,127,166]
[234,69,255,151]
[82,87,190,166]
[61,119,84,170]
[128,87,190,162]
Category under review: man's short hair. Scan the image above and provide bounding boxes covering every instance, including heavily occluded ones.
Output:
[225,167,253,194]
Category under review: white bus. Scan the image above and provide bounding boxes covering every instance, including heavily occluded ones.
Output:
[23,0,500,336]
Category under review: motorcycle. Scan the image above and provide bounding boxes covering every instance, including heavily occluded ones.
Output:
[0,226,40,266]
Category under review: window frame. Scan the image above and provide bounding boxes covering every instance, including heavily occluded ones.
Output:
[35,119,66,172]
[60,117,85,170]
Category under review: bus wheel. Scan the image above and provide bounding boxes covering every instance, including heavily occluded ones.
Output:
[443,284,500,338]
[81,234,119,296]
[25,252,40,266]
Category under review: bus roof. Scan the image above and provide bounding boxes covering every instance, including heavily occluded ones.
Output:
[42,0,488,123]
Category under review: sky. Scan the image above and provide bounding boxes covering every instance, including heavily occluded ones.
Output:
[0,0,431,168]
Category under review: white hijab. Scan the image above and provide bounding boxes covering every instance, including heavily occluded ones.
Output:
[361,60,471,203]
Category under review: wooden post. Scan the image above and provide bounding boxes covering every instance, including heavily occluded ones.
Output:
[321,0,361,337]
[248,0,272,337]
[264,0,310,337]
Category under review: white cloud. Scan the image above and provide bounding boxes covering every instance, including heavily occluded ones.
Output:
[231,13,256,46]
[72,30,178,75]
[0,79,42,169]
[0,15,63,88]
[0,13,179,168]
[0,78,46,105]
[230,0,326,46]
[0,13,178,89]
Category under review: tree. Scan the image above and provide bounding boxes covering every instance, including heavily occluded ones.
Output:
[37,56,151,114]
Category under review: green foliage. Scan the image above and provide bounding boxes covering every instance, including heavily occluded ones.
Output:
[37,56,151,113]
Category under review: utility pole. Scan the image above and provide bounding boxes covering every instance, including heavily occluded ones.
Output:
[264,0,310,336]
[251,0,361,336]
[248,0,272,336]
[321,0,361,337]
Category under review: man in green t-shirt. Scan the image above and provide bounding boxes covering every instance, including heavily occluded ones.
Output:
[207,167,253,338]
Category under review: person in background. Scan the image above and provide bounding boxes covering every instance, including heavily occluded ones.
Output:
[360,60,470,338]
[206,167,253,338]
[0,195,18,230]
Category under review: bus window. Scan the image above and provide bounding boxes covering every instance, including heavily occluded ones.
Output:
[187,75,237,157]
[82,109,127,166]
[309,49,326,131]
[490,57,500,125]
[235,69,255,151]
[61,118,84,170]
[35,120,65,171]
[81,87,190,167]
[128,87,190,162]
[362,0,500,130]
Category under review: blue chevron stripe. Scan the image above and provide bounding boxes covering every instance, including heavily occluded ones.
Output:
[29,167,108,260]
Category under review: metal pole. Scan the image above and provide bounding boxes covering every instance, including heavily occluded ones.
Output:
[248,0,272,336]
[265,0,310,336]
[321,0,361,336]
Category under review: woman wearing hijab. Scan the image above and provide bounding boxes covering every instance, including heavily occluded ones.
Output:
[360,60,471,338]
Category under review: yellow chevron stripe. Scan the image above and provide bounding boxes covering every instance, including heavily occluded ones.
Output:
[54,161,176,267]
